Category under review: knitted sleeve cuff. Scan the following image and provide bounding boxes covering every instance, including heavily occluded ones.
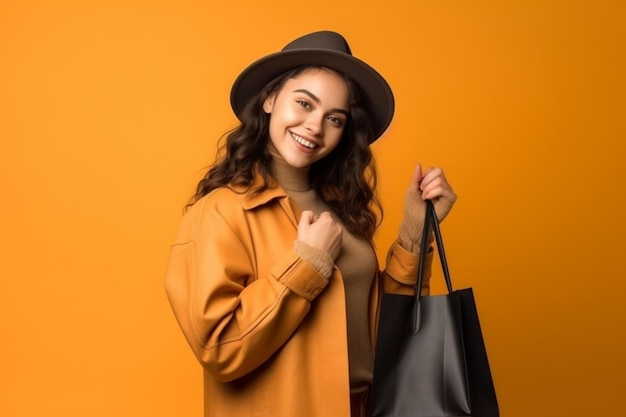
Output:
[398,191,433,255]
[293,240,334,280]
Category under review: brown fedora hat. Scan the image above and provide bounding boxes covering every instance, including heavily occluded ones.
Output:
[230,31,395,143]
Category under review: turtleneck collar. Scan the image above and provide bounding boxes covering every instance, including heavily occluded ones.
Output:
[268,143,312,192]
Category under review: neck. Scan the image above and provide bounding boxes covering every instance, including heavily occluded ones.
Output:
[268,144,311,192]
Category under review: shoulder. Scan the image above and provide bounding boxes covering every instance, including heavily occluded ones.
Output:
[190,183,285,211]
[168,187,245,244]
[184,186,247,227]
[177,184,287,239]
[196,186,245,210]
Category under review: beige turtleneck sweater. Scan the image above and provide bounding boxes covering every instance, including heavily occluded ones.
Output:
[270,151,378,393]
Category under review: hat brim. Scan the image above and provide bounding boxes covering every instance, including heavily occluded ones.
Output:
[230,49,394,143]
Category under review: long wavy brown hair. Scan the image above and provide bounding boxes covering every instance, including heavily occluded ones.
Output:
[188,66,382,240]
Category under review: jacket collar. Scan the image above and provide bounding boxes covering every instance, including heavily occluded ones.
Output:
[229,173,302,227]
[229,174,288,211]
[236,184,288,210]
[232,177,301,228]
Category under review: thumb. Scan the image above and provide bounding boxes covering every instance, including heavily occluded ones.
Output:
[298,210,315,229]
[409,163,423,192]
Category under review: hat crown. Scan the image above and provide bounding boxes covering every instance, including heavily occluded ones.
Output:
[231,31,394,143]
[282,31,352,56]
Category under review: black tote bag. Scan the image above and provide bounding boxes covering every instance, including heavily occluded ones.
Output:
[372,200,499,417]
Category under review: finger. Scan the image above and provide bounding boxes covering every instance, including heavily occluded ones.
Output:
[408,164,423,192]
[318,211,332,220]
[421,177,446,199]
[419,167,444,191]
[422,184,447,201]
[423,184,456,202]
[299,210,315,228]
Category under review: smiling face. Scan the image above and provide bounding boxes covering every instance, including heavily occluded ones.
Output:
[263,67,350,169]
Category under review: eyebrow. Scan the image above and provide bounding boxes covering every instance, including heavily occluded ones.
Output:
[293,89,349,116]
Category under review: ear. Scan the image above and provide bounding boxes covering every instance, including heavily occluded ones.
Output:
[263,94,275,114]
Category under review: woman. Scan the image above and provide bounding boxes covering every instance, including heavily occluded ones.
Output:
[165,31,456,417]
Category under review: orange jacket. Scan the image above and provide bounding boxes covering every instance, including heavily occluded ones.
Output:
[164,182,431,417]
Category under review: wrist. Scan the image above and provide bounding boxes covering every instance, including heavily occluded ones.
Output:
[293,240,334,280]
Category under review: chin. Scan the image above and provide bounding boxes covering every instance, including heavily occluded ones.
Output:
[285,160,311,169]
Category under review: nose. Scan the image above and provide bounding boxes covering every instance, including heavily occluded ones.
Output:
[304,113,323,136]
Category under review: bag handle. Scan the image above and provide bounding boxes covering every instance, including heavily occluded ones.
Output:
[412,200,454,333]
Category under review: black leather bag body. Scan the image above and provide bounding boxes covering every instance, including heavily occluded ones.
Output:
[372,201,499,417]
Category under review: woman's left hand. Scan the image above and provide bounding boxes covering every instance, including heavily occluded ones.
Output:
[407,163,457,222]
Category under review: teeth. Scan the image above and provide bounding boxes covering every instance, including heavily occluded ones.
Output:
[291,133,316,149]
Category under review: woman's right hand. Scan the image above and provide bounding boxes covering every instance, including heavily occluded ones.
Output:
[297,211,343,260]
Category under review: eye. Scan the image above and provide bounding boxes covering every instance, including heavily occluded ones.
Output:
[327,115,344,127]
[297,100,311,109]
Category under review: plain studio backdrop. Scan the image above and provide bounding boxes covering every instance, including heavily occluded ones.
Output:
[1,0,624,416]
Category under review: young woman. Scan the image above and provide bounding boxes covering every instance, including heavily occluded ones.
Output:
[165,31,456,417]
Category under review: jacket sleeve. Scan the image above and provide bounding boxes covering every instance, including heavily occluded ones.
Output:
[380,239,433,296]
[164,196,329,382]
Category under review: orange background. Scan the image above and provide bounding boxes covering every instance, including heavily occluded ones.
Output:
[1,1,625,416]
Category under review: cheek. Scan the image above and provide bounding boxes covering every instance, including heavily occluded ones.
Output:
[268,107,296,140]
[269,107,296,134]
[329,128,344,147]
[321,131,344,155]
[277,105,300,125]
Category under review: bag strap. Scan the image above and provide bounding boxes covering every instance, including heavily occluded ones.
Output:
[412,200,454,333]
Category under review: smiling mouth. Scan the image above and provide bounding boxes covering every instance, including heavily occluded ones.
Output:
[291,133,317,149]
